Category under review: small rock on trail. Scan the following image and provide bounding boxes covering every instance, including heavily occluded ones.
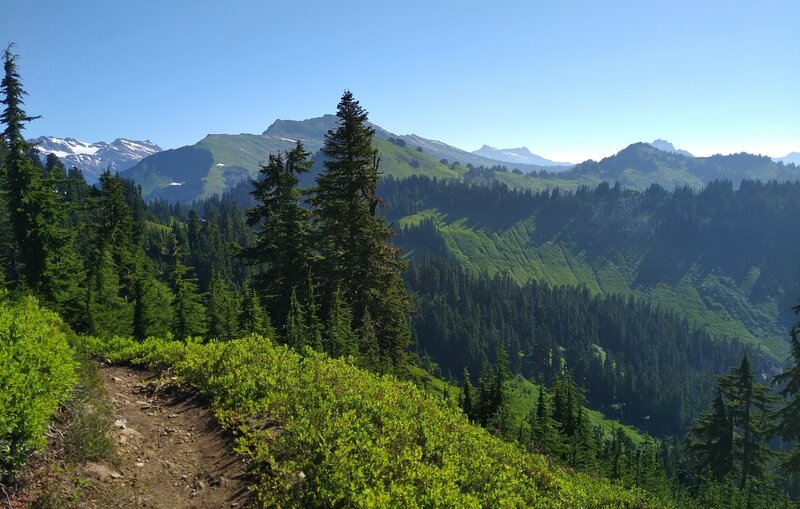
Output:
[80,366,251,508]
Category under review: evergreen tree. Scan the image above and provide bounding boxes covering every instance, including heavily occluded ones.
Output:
[773,303,800,478]
[83,170,137,336]
[169,234,205,339]
[461,367,474,420]
[245,141,313,326]
[719,354,775,489]
[303,274,323,350]
[1,47,82,311]
[206,269,239,341]
[239,281,276,339]
[285,287,307,349]
[309,91,411,367]
[687,388,734,480]
[325,287,357,358]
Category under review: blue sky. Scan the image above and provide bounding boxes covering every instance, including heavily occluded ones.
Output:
[2,0,798,162]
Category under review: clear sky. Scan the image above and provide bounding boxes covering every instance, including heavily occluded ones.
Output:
[2,0,798,162]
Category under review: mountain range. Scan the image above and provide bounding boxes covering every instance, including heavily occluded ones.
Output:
[30,136,162,183]
[472,145,573,166]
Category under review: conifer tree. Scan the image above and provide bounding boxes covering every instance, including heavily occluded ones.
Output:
[285,287,307,349]
[83,170,137,336]
[718,354,775,489]
[206,269,239,341]
[169,234,205,339]
[1,47,82,310]
[309,91,411,367]
[245,141,313,326]
[773,303,800,477]
[325,287,357,358]
[461,367,474,420]
[303,274,323,350]
[239,282,276,339]
[530,386,560,455]
[688,388,734,480]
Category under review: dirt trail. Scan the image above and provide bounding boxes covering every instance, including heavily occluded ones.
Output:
[78,366,251,508]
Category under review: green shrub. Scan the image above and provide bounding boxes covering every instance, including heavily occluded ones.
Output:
[91,334,664,508]
[0,296,78,481]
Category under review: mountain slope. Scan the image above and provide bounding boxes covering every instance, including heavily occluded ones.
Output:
[774,151,800,165]
[472,144,572,166]
[386,176,800,361]
[31,136,162,183]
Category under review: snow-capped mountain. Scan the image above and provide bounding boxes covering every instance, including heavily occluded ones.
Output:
[30,136,163,183]
[648,139,694,157]
[471,145,572,167]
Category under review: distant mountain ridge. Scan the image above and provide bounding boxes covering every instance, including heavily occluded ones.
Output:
[648,139,693,157]
[119,114,800,202]
[122,115,567,201]
[472,144,572,166]
[774,152,800,165]
[30,136,162,183]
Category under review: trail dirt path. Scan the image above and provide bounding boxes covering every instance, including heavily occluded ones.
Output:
[78,366,251,508]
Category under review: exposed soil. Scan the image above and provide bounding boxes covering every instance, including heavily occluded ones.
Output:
[74,366,251,508]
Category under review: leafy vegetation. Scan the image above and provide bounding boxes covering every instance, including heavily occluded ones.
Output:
[0,295,78,481]
[85,333,663,508]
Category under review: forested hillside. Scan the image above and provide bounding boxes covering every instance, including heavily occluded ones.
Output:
[385,176,800,360]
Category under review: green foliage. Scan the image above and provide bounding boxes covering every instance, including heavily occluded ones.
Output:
[169,233,205,339]
[773,303,800,477]
[244,142,313,327]
[87,333,662,508]
[310,91,412,368]
[0,296,78,481]
[206,269,239,341]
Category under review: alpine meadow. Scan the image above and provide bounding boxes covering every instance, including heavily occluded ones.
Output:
[2,2,800,507]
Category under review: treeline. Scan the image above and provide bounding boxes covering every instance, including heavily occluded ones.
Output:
[383,175,800,332]
[0,49,410,371]
[406,255,764,436]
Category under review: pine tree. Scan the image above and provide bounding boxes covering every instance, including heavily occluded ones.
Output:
[718,354,775,489]
[688,388,734,480]
[245,141,312,327]
[169,234,205,340]
[309,91,411,367]
[206,269,239,341]
[461,367,474,420]
[325,287,357,358]
[285,287,307,349]
[303,274,323,350]
[238,282,276,339]
[1,47,82,310]
[773,303,800,477]
[83,170,137,336]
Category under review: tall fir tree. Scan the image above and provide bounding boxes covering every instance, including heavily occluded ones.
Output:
[284,287,307,349]
[1,46,82,312]
[687,388,734,480]
[309,91,411,367]
[718,354,775,489]
[206,269,239,341]
[169,233,205,339]
[245,141,313,327]
[238,281,276,339]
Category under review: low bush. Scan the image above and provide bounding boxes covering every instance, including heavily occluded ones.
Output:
[89,334,664,508]
[0,296,78,481]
